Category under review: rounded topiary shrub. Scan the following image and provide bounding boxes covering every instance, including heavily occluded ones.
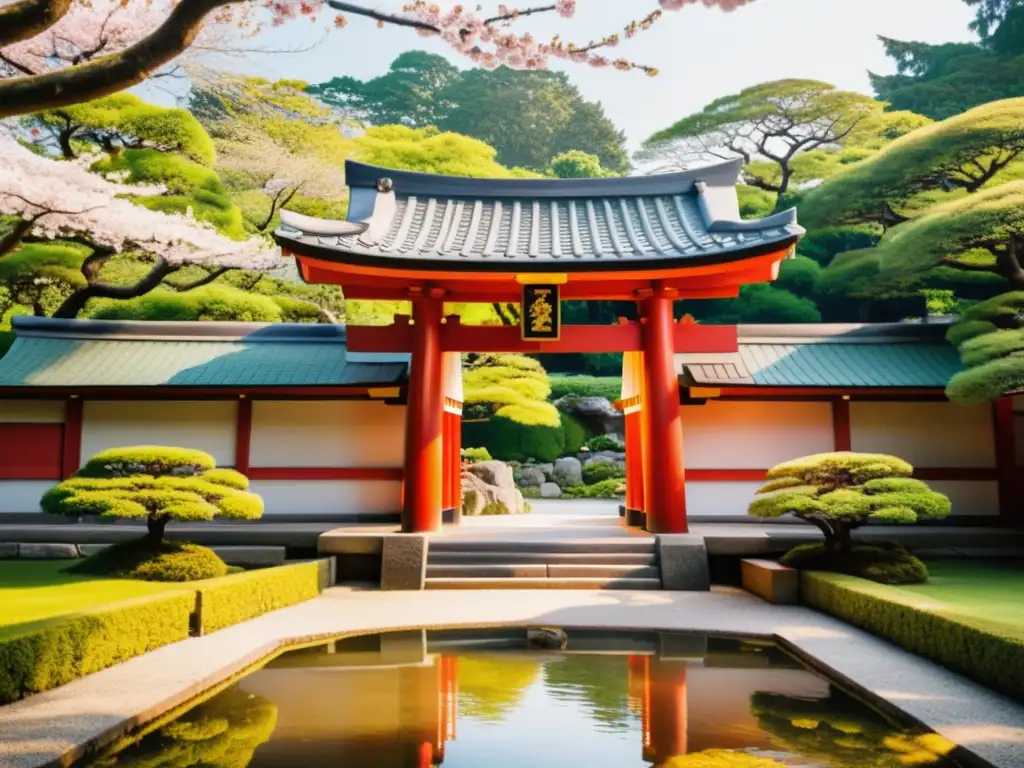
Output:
[74,539,228,581]
[463,415,565,463]
[45,446,263,581]
[749,452,951,584]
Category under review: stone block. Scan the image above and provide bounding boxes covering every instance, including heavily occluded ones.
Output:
[381,534,427,591]
[0,542,18,558]
[741,558,799,605]
[657,534,710,591]
[19,542,79,559]
[77,543,111,557]
[211,546,286,567]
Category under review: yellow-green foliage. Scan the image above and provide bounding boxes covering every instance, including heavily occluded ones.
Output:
[945,292,1024,403]
[34,93,216,165]
[88,284,288,323]
[799,98,1024,228]
[101,687,278,767]
[463,354,560,427]
[750,452,950,525]
[354,125,542,179]
[196,560,330,634]
[802,571,1024,701]
[92,149,247,239]
[43,446,263,526]
[0,591,194,703]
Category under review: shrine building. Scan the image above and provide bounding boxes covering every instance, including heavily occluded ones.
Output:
[0,161,1019,528]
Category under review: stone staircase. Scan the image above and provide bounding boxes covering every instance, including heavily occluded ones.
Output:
[425,539,662,589]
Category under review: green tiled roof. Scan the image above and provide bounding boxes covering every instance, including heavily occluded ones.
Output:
[0,318,408,388]
[677,323,963,389]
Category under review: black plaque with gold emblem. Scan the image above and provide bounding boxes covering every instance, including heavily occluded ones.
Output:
[521,284,560,341]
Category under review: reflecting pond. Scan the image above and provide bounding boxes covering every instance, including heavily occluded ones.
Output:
[80,629,967,768]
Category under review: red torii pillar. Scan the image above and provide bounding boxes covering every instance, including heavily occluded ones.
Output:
[640,288,688,533]
[402,296,445,533]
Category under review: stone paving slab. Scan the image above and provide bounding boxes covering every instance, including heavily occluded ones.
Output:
[1,588,1022,768]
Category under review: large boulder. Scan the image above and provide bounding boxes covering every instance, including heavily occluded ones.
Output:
[555,396,624,436]
[552,456,583,487]
[540,482,562,498]
[467,460,514,489]
[462,461,525,515]
[514,466,547,488]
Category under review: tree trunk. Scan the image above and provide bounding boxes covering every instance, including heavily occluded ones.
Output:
[58,124,77,159]
[831,521,855,553]
[147,514,169,545]
[798,514,837,549]
[53,254,176,318]
[0,0,73,48]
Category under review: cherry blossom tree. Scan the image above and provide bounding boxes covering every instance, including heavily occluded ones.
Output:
[0,0,757,119]
[0,131,279,318]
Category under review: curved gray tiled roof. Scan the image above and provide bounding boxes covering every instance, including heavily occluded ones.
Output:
[274,160,804,270]
[676,323,963,388]
[0,318,409,388]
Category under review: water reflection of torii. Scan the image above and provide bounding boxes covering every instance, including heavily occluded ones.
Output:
[252,631,693,768]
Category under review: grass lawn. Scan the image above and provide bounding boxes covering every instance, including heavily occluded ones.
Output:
[897,559,1024,631]
[0,560,187,638]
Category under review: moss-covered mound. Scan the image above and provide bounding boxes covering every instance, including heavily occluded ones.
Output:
[781,541,928,584]
[69,538,228,582]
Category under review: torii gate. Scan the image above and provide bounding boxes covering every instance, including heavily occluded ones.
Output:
[274,160,804,535]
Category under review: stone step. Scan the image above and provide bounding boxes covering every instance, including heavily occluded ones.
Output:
[427,551,658,566]
[427,564,548,579]
[428,539,656,554]
[425,577,663,590]
[426,564,661,580]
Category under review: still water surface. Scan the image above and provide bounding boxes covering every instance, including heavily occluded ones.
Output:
[82,630,964,768]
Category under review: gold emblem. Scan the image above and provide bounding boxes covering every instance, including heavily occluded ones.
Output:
[521,284,560,341]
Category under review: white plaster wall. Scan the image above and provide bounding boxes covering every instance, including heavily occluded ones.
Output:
[928,480,1000,517]
[250,401,405,468]
[849,402,996,467]
[0,400,65,423]
[0,480,53,513]
[685,481,764,517]
[248,479,402,515]
[80,401,237,466]
[681,401,833,469]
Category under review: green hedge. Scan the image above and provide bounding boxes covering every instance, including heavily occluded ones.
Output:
[462,411,592,463]
[801,572,1024,701]
[196,560,330,635]
[0,591,194,704]
[0,560,331,703]
[549,376,622,401]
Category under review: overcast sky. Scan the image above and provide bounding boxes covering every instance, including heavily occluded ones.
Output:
[197,0,976,149]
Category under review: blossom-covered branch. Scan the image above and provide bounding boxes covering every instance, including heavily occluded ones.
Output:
[0,133,277,269]
[0,0,757,118]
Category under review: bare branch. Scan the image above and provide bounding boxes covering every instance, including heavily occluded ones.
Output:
[0,0,73,48]
[168,266,234,291]
[327,1,441,33]
[0,0,239,119]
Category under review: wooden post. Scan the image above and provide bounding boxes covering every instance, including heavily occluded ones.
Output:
[641,292,688,533]
[449,410,462,515]
[235,396,252,475]
[832,397,852,451]
[994,397,1019,523]
[402,297,444,533]
[61,397,83,479]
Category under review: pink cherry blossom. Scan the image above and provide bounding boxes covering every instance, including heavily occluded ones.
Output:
[0,134,278,270]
